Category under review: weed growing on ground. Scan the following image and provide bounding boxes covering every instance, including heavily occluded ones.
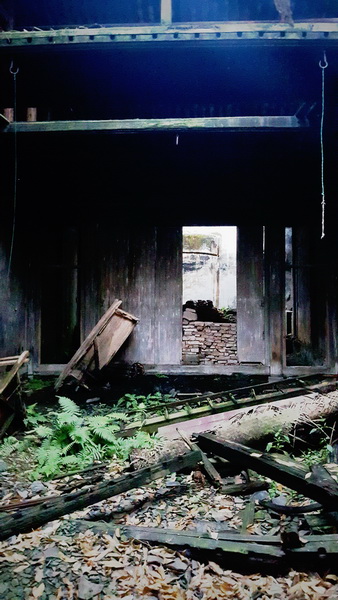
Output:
[0,396,158,480]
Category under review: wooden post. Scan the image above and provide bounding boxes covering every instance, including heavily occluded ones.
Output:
[265,226,285,376]
[26,107,37,122]
[293,227,311,345]
[161,0,172,24]
[237,227,265,364]
[3,108,13,122]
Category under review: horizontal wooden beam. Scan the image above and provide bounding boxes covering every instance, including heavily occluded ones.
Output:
[2,116,307,135]
[7,115,303,133]
[0,21,337,48]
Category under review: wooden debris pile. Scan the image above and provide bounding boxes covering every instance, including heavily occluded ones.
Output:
[1,429,338,572]
[2,422,338,598]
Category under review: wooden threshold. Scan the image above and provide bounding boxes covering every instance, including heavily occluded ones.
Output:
[2,115,307,135]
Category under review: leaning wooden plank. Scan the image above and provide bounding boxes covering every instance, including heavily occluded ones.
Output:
[0,450,200,541]
[74,522,283,559]
[197,434,338,509]
[55,300,138,389]
[0,351,29,396]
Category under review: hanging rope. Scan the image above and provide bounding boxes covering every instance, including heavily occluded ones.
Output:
[8,60,19,278]
[319,51,328,240]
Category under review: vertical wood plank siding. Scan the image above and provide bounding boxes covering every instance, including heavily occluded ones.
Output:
[237,227,265,364]
[81,225,182,366]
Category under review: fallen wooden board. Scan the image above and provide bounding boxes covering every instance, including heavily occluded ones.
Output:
[76,522,283,559]
[75,522,338,561]
[0,450,200,541]
[55,300,138,390]
[127,377,338,438]
[197,434,338,509]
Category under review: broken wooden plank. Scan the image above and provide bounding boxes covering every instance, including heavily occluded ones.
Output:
[0,351,30,395]
[221,479,269,496]
[55,300,138,390]
[176,428,223,487]
[280,516,302,549]
[76,522,284,559]
[0,450,200,541]
[197,434,338,509]
[240,498,256,533]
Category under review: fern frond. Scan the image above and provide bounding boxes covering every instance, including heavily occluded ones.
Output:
[57,396,82,417]
[57,412,82,427]
[90,426,119,443]
[69,426,91,446]
[60,455,79,467]
[34,425,53,439]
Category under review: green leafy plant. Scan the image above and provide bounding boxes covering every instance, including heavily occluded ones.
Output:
[24,403,49,428]
[29,396,157,479]
[265,428,292,453]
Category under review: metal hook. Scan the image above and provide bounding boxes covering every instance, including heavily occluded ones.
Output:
[319,51,328,69]
[9,60,19,75]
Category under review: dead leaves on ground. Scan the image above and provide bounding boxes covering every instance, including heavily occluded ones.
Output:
[0,471,338,599]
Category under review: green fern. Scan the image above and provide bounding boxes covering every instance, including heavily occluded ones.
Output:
[57,396,82,417]
[19,395,158,479]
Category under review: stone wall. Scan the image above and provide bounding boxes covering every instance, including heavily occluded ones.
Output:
[182,322,238,365]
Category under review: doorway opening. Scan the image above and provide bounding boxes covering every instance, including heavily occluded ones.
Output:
[40,226,80,364]
[182,226,237,365]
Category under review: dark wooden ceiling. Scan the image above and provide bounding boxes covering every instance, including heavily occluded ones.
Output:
[5,0,338,30]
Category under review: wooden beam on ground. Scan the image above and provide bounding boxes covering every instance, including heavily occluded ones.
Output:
[0,450,201,541]
[221,479,269,496]
[197,434,338,509]
[3,116,307,135]
[75,521,338,562]
[76,522,283,559]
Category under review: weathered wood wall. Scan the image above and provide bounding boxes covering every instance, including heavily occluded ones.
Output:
[81,225,182,366]
[0,223,27,358]
[237,227,265,364]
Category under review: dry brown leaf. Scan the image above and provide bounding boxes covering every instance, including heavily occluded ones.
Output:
[31,583,45,599]
[208,561,224,576]
[34,567,43,583]
[102,558,127,568]
[13,563,30,573]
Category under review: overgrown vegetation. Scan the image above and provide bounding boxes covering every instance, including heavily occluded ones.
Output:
[0,396,159,480]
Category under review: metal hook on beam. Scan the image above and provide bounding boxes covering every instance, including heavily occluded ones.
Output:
[9,60,19,76]
[319,51,328,70]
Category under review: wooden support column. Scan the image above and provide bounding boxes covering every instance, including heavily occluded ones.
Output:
[161,0,172,24]
[293,227,311,345]
[237,227,265,364]
[265,226,285,376]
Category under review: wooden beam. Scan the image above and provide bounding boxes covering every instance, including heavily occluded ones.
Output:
[197,434,338,509]
[1,22,338,48]
[3,116,307,135]
[76,522,284,559]
[265,226,285,376]
[0,450,201,541]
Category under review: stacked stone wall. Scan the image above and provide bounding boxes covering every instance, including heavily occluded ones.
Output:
[182,322,238,365]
